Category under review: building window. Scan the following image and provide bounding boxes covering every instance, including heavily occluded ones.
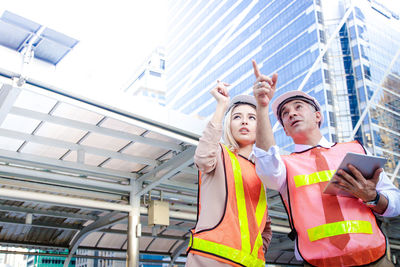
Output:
[319,29,326,43]
[327,90,333,105]
[160,59,165,70]
[363,65,371,80]
[322,54,328,63]
[329,111,336,127]
[324,69,331,84]
[360,44,368,59]
[317,11,323,24]
[150,71,161,77]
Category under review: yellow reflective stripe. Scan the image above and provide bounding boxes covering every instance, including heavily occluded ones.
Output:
[251,230,264,260]
[192,237,265,267]
[252,185,267,258]
[225,146,251,253]
[294,169,335,187]
[307,220,373,242]
[255,185,266,227]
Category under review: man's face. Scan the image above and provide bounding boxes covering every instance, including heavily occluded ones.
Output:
[280,100,322,137]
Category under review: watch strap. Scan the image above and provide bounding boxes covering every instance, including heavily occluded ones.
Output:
[364,191,380,207]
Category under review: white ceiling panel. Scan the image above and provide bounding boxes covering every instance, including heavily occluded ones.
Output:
[52,102,104,124]
[97,233,126,249]
[145,131,181,144]
[14,90,57,113]
[1,114,40,133]
[0,136,24,150]
[100,117,146,136]
[80,132,129,151]
[122,142,167,159]
[138,236,153,251]
[79,232,104,247]
[20,142,69,159]
[100,158,145,173]
[62,151,108,167]
[147,238,178,253]
[35,122,87,143]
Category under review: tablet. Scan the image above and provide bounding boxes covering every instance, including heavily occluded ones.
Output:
[323,152,387,197]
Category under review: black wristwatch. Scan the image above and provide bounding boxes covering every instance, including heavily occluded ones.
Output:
[363,191,380,207]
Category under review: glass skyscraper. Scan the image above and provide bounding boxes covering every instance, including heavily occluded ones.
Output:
[166,0,400,185]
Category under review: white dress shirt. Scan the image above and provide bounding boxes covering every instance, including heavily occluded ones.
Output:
[251,137,400,260]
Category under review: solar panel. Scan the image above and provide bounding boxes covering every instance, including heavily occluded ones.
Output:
[0,10,78,65]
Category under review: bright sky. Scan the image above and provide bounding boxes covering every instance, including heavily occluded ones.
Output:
[1,0,399,100]
[0,0,167,97]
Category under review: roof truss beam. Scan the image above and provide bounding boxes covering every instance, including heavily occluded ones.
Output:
[63,211,124,267]
[0,203,98,220]
[0,164,131,194]
[0,128,158,166]
[0,176,125,201]
[168,239,189,267]
[0,148,136,181]
[10,106,183,152]
[137,146,196,196]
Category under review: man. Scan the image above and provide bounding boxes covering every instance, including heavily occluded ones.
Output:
[250,60,400,267]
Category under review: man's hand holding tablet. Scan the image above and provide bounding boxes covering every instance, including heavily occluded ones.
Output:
[323,152,387,198]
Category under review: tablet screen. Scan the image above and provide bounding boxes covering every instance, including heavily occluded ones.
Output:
[323,152,387,197]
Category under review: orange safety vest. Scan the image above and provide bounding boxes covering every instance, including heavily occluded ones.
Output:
[282,141,386,267]
[187,144,268,266]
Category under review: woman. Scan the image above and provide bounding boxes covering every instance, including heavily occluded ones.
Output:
[186,81,272,267]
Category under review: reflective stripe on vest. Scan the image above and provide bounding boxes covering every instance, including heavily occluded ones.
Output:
[190,145,266,267]
[307,220,373,242]
[294,169,335,187]
[191,237,265,266]
[294,168,375,242]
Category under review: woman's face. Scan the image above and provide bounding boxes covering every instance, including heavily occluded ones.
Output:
[230,104,257,147]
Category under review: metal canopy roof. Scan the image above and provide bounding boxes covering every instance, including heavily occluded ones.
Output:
[0,76,398,266]
[0,11,78,65]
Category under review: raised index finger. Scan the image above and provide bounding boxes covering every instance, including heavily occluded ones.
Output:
[252,59,261,78]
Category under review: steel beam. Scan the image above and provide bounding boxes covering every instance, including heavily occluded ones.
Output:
[63,211,124,267]
[0,204,98,220]
[10,106,183,152]
[0,164,131,193]
[137,146,196,196]
[0,187,132,212]
[0,128,158,166]
[0,147,136,181]
[168,239,189,267]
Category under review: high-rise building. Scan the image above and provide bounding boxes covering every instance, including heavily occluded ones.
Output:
[166,0,400,183]
[122,47,166,106]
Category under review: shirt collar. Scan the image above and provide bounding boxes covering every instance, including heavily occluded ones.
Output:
[294,136,334,152]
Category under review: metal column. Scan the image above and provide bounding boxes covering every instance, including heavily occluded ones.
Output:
[127,180,141,267]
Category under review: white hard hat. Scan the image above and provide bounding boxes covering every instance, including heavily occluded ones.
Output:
[226,94,257,114]
[271,90,323,127]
